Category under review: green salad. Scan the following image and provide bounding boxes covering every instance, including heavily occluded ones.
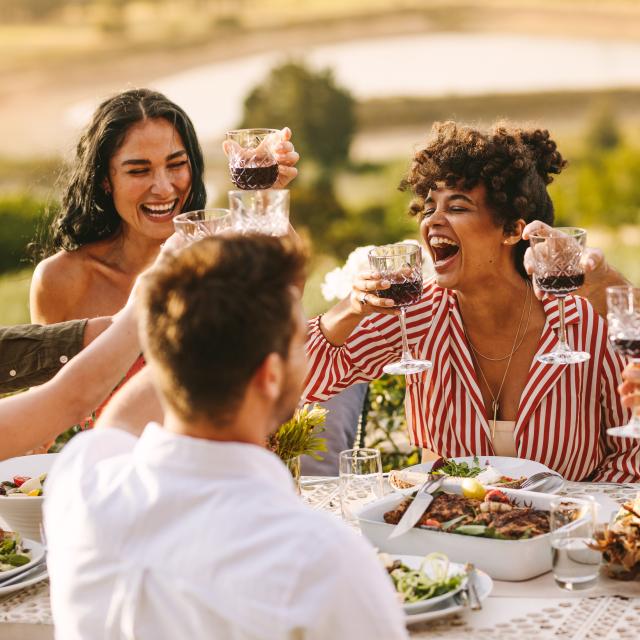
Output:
[0,530,31,572]
[381,552,464,604]
[431,456,482,478]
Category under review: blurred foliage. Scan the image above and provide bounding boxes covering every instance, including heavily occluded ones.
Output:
[240,61,356,175]
[0,269,32,325]
[0,194,51,274]
[550,144,640,228]
[364,375,419,472]
[585,101,622,151]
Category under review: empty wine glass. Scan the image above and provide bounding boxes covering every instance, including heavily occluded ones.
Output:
[529,227,590,365]
[225,128,280,190]
[368,243,432,375]
[173,208,236,242]
[228,189,289,237]
[606,286,640,438]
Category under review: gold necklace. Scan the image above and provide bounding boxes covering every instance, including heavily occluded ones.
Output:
[462,284,532,439]
[466,283,532,362]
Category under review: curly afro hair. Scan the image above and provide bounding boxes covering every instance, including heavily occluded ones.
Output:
[401,121,567,278]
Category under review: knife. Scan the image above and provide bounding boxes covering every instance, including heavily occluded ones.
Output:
[388,476,444,539]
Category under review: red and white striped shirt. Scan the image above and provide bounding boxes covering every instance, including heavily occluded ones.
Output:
[304,280,639,482]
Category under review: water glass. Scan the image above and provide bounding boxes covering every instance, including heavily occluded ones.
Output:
[550,496,600,591]
[173,208,236,241]
[338,448,383,522]
[228,189,290,236]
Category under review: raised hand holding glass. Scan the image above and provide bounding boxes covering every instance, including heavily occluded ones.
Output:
[606,286,640,438]
[529,227,590,365]
[368,244,432,375]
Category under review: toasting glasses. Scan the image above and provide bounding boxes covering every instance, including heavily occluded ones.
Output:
[225,128,280,190]
[172,208,236,241]
[529,227,590,365]
[368,243,432,375]
[606,286,640,439]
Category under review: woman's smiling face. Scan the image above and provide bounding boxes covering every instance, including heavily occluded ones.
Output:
[106,117,192,242]
[420,183,520,291]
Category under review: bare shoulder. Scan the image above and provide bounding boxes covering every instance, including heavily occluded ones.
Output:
[30,250,91,323]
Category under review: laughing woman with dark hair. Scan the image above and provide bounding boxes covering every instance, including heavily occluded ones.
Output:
[30,88,298,324]
[304,121,638,482]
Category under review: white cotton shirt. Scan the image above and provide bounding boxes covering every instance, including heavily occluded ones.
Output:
[44,423,408,640]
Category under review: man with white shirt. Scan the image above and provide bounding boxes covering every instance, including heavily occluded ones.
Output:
[44,235,408,640]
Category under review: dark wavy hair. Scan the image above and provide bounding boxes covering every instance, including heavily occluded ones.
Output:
[401,121,567,278]
[47,88,206,253]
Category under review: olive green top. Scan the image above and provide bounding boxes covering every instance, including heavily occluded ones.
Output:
[0,320,87,393]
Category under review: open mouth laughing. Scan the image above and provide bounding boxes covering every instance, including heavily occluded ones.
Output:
[140,199,179,222]
[428,235,460,271]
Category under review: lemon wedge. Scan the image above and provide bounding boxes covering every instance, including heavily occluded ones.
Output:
[461,478,486,500]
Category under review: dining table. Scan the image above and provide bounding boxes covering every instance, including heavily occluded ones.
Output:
[1,479,640,640]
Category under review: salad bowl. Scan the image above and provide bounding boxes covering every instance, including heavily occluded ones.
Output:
[0,454,57,541]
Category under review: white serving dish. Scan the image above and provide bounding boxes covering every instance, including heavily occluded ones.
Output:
[357,487,599,582]
[0,454,57,541]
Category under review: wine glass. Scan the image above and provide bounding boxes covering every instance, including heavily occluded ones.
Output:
[368,243,432,375]
[225,128,280,190]
[228,189,289,237]
[173,208,236,242]
[606,286,640,438]
[529,227,590,365]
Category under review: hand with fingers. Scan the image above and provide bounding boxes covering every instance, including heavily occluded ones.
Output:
[619,363,640,412]
[349,271,399,317]
[522,221,602,300]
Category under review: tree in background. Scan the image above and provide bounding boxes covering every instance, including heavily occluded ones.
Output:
[585,100,621,152]
[240,61,356,176]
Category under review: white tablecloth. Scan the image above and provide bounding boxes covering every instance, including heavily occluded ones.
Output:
[1,480,639,639]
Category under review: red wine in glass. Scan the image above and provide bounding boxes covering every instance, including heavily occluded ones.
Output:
[535,272,585,296]
[230,164,279,190]
[376,279,422,307]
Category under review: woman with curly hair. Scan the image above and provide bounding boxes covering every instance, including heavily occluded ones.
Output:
[304,121,638,482]
[30,88,298,324]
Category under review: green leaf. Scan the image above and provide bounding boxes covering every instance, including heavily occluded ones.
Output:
[4,554,30,567]
[453,525,487,536]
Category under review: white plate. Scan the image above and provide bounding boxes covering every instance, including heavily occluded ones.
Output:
[0,538,45,580]
[390,555,466,614]
[0,566,48,597]
[405,567,493,625]
[404,456,564,494]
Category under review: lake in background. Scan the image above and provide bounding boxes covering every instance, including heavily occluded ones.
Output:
[67,32,640,150]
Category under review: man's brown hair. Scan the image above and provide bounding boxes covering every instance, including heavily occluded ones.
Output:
[138,234,307,424]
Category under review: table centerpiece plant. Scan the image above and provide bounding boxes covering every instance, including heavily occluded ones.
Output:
[268,403,328,491]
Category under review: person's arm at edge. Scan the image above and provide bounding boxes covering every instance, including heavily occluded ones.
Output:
[0,301,140,460]
[94,367,164,437]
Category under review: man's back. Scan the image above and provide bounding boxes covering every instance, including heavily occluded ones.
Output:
[45,424,407,640]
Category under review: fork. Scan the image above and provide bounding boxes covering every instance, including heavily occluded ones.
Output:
[519,471,560,490]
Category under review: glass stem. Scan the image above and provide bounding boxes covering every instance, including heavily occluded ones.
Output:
[399,307,413,363]
[557,296,568,350]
